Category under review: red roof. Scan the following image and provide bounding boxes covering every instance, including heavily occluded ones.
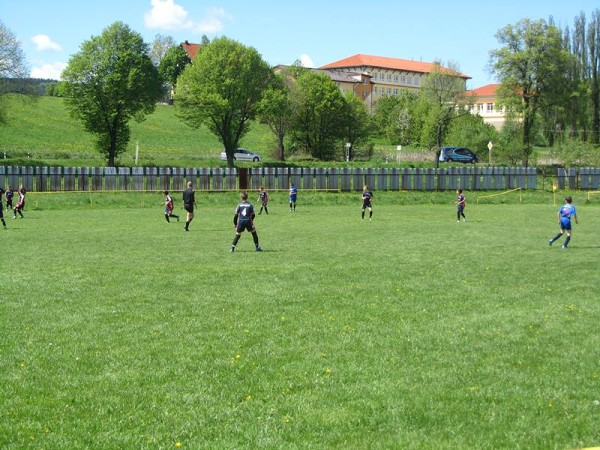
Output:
[466,83,500,97]
[181,41,201,60]
[320,54,470,79]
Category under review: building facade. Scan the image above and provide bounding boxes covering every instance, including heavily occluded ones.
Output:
[320,54,470,112]
[465,83,506,130]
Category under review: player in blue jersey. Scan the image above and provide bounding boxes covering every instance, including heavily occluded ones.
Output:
[289,183,297,212]
[548,196,578,248]
[230,192,262,253]
[456,189,466,222]
[361,185,373,220]
[257,186,269,215]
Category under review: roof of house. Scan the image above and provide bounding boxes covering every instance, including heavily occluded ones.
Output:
[320,54,470,79]
[181,41,201,60]
[466,83,500,97]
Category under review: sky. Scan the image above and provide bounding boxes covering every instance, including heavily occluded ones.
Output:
[2,0,599,89]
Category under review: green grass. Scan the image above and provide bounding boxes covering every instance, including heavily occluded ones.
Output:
[0,94,413,168]
[1,192,600,449]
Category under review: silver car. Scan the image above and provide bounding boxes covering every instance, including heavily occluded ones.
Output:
[220,148,261,162]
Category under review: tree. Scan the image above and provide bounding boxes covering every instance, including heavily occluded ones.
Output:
[175,37,274,167]
[0,21,29,79]
[158,45,191,102]
[341,92,371,160]
[289,70,347,160]
[258,73,292,161]
[150,34,176,67]
[589,9,600,144]
[490,19,571,166]
[419,61,470,166]
[0,20,29,123]
[62,22,162,166]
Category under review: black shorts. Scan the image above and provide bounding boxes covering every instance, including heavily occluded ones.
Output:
[236,219,255,233]
[184,204,194,213]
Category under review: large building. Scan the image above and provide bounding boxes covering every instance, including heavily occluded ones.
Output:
[320,54,470,111]
[465,83,505,130]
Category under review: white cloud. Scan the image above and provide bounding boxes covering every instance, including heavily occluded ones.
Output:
[195,7,232,34]
[31,35,62,52]
[299,54,315,68]
[30,62,67,80]
[144,0,193,30]
[144,1,232,34]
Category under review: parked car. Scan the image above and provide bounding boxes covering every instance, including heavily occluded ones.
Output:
[220,148,261,162]
[438,147,478,163]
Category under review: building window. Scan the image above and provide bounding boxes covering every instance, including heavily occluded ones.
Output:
[394,75,399,83]
[387,74,392,82]
[401,75,406,84]
[477,103,484,113]
[387,88,391,95]
[487,103,494,112]
[468,104,474,113]
[414,77,420,86]
[393,88,398,96]
[407,76,412,85]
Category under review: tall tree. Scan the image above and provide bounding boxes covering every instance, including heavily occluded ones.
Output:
[588,9,600,144]
[175,37,274,167]
[150,34,176,67]
[289,70,347,160]
[158,44,191,101]
[341,91,371,160]
[62,22,162,166]
[490,19,571,166]
[419,61,469,166]
[0,20,29,123]
[258,72,292,161]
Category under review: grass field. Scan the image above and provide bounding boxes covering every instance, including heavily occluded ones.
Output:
[1,191,600,449]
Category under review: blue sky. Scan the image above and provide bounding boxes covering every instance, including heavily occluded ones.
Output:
[2,0,598,89]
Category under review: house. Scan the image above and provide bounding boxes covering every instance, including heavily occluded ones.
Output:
[465,83,506,130]
[181,40,201,60]
[320,54,471,112]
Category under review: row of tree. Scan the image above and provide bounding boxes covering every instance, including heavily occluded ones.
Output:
[2,11,600,168]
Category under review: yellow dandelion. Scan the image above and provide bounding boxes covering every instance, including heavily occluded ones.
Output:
[175,441,182,448]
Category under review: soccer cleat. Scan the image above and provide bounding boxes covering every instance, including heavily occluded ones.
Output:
[561,245,567,249]
[230,246,235,253]
[255,246,262,252]
[548,240,553,246]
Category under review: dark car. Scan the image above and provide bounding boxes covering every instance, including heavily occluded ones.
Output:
[220,148,261,162]
[439,147,478,164]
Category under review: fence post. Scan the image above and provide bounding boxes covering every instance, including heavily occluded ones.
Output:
[131,167,144,191]
[64,167,76,191]
[376,168,387,191]
[302,167,315,191]
[328,168,339,191]
[389,168,399,191]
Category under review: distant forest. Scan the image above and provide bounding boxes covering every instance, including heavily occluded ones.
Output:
[0,78,60,96]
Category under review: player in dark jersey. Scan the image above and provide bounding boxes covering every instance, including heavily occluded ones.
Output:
[230,192,262,253]
[162,190,180,223]
[548,196,578,248]
[289,183,297,212]
[361,185,373,220]
[456,189,466,222]
[0,188,7,228]
[182,181,196,231]
[5,185,14,212]
[13,186,25,219]
[257,186,269,215]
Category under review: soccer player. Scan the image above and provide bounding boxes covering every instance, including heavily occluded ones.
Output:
[257,186,269,215]
[230,192,262,253]
[361,185,373,220]
[13,186,25,219]
[456,189,466,222]
[289,183,297,212]
[549,196,578,249]
[0,188,7,228]
[182,181,196,231]
[162,190,179,223]
[5,185,14,212]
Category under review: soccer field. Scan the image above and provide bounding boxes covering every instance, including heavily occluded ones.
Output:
[1,193,599,449]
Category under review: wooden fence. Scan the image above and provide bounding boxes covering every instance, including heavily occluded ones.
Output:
[1,166,598,192]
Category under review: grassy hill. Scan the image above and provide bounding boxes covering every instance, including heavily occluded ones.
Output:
[0,94,278,167]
